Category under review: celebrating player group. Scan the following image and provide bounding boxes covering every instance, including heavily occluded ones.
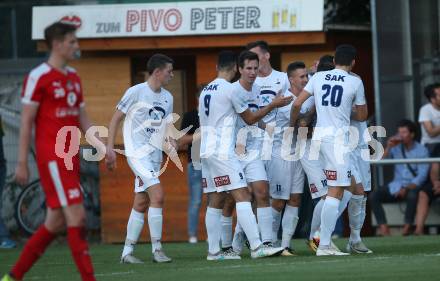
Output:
[2,21,372,281]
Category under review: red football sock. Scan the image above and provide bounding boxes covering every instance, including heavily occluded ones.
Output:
[67,227,96,281]
[11,225,56,280]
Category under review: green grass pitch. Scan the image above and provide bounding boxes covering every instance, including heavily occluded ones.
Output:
[1,236,439,280]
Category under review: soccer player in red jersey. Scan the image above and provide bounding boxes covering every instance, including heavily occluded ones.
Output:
[2,22,96,281]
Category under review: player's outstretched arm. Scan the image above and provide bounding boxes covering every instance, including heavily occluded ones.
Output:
[352,104,368,121]
[290,90,311,127]
[15,104,38,185]
[240,94,293,125]
[106,110,125,170]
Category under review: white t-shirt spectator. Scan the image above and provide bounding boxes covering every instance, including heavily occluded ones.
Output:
[418,103,440,145]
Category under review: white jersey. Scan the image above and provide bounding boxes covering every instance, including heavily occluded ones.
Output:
[272,90,315,158]
[419,103,440,145]
[117,82,173,163]
[199,78,248,159]
[304,68,366,143]
[255,69,290,124]
[234,81,264,153]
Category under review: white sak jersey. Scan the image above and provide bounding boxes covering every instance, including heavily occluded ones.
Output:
[255,69,290,124]
[272,90,315,158]
[117,82,173,163]
[233,81,264,153]
[304,68,366,143]
[199,78,248,159]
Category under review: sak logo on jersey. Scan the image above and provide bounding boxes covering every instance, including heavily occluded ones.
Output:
[204,84,218,91]
[324,170,337,181]
[214,175,231,187]
[325,74,345,82]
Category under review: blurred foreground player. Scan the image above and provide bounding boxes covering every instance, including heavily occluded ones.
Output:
[3,22,97,281]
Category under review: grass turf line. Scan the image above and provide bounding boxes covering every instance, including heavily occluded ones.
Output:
[0,236,439,280]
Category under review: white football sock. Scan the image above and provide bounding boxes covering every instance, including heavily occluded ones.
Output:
[257,207,273,243]
[122,209,144,257]
[272,208,282,243]
[236,202,261,250]
[221,215,233,248]
[309,199,324,240]
[319,196,340,248]
[360,196,367,229]
[148,207,163,253]
[205,207,222,254]
[232,222,244,253]
[348,194,364,243]
[338,190,353,215]
[281,205,299,249]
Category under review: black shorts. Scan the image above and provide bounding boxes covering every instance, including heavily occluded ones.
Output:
[420,182,440,204]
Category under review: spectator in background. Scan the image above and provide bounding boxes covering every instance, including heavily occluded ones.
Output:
[179,85,203,244]
[369,119,429,236]
[414,146,440,235]
[0,118,16,249]
[419,83,440,154]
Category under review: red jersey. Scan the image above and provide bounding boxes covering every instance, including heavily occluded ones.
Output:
[21,63,84,163]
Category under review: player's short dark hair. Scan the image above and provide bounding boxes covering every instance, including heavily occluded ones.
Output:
[238,50,259,68]
[147,54,174,75]
[286,61,306,77]
[334,44,357,66]
[424,83,440,101]
[217,50,237,71]
[397,119,418,135]
[44,21,77,50]
[317,55,335,72]
[246,40,270,53]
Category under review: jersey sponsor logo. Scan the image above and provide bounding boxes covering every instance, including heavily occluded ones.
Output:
[148,106,166,120]
[214,175,231,187]
[324,170,337,180]
[55,108,79,118]
[201,178,207,188]
[68,188,81,200]
[309,183,318,193]
[324,74,345,82]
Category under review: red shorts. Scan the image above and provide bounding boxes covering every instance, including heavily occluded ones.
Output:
[38,159,82,209]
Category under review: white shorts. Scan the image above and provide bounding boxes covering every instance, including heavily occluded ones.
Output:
[300,141,328,199]
[318,141,352,187]
[350,146,372,192]
[201,156,247,193]
[201,158,215,194]
[127,157,161,193]
[267,156,305,200]
[240,159,267,183]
